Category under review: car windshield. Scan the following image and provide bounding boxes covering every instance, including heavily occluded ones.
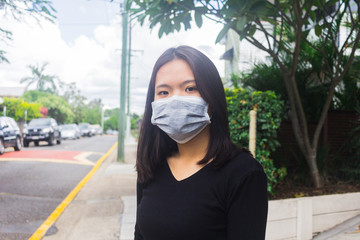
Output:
[62,125,75,130]
[78,124,89,129]
[29,118,51,127]
[0,118,7,128]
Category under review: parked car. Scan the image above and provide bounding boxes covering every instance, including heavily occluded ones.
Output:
[106,129,118,135]
[93,124,103,135]
[90,124,103,136]
[78,123,92,137]
[89,125,96,136]
[23,118,61,147]
[61,124,80,140]
[0,116,22,154]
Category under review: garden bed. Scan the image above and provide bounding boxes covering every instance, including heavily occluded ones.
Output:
[270,180,360,200]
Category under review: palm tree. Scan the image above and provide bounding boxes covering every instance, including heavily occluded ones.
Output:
[20,62,59,94]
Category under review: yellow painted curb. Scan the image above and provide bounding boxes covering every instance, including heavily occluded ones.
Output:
[0,158,95,166]
[28,142,118,240]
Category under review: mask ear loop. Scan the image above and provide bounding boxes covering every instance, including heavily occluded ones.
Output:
[207,106,213,121]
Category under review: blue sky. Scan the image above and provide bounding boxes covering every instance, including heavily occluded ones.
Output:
[52,0,119,43]
[0,0,225,114]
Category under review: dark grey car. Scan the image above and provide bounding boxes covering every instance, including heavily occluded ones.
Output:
[23,118,62,147]
[0,116,22,154]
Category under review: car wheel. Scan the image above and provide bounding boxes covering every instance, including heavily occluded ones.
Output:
[23,140,29,147]
[0,138,5,155]
[14,136,22,151]
[56,139,61,144]
[34,141,39,146]
[48,134,55,146]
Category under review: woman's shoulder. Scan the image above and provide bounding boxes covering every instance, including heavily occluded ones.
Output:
[217,151,265,179]
[210,152,267,204]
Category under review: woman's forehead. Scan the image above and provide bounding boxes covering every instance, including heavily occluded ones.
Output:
[155,59,195,85]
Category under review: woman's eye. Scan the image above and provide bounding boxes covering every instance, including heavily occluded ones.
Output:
[185,87,197,92]
[158,91,168,96]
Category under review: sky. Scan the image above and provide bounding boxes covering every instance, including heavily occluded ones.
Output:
[0,0,226,114]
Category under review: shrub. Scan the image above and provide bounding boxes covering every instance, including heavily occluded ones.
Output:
[0,97,42,121]
[332,109,360,183]
[226,88,286,194]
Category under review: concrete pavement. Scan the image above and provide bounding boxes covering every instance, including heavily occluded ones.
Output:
[313,214,360,240]
[42,142,137,240]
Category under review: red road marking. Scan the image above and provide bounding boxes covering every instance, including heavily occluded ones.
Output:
[0,150,82,161]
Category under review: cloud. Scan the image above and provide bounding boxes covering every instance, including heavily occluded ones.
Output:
[0,9,225,115]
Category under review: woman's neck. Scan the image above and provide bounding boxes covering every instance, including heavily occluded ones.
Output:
[175,126,210,164]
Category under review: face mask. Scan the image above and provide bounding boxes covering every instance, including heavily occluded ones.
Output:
[151,95,211,144]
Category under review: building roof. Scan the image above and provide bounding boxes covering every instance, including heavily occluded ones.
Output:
[0,87,26,98]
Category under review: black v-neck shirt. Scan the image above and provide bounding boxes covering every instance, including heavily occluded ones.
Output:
[135,152,268,240]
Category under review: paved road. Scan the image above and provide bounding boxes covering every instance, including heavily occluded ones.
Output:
[0,135,117,240]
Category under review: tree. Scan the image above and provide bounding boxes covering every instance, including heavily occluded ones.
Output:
[129,0,360,188]
[0,0,56,63]
[104,115,119,132]
[130,113,141,130]
[70,94,87,124]
[59,81,87,123]
[83,99,102,124]
[238,46,360,120]
[20,62,60,93]
[104,108,120,131]
[23,90,74,124]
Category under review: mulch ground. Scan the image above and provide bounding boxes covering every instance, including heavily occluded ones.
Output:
[269,179,360,200]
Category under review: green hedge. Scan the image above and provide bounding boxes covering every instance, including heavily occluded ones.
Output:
[226,88,286,194]
[0,97,42,121]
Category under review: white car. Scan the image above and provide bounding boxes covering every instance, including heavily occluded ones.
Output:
[78,123,92,137]
[61,124,80,140]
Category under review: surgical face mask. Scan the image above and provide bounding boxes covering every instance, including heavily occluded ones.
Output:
[151,95,211,144]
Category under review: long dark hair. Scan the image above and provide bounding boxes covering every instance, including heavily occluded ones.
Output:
[136,45,245,183]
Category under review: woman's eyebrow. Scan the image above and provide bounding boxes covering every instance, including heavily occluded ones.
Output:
[180,80,196,87]
[155,84,171,89]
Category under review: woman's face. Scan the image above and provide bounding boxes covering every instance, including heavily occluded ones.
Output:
[154,59,201,101]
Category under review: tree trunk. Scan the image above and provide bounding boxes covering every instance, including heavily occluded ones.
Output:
[285,72,324,188]
[304,150,323,188]
[289,112,324,188]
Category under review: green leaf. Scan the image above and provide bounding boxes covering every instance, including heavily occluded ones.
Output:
[195,6,208,14]
[158,20,173,38]
[264,17,278,26]
[149,0,161,9]
[183,13,192,30]
[137,13,146,25]
[315,24,322,36]
[194,10,203,28]
[313,0,322,7]
[158,25,165,38]
[248,24,257,38]
[174,20,181,32]
[303,29,310,38]
[236,16,247,31]
[216,21,234,44]
[309,11,316,22]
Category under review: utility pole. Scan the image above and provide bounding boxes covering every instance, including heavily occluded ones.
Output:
[101,107,104,133]
[127,22,131,116]
[118,0,128,162]
[125,20,132,142]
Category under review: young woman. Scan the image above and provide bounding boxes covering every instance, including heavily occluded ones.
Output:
[135,46,268,240]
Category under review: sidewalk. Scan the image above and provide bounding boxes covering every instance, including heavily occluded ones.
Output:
[313,214,360,240]
[43,141,137,240]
